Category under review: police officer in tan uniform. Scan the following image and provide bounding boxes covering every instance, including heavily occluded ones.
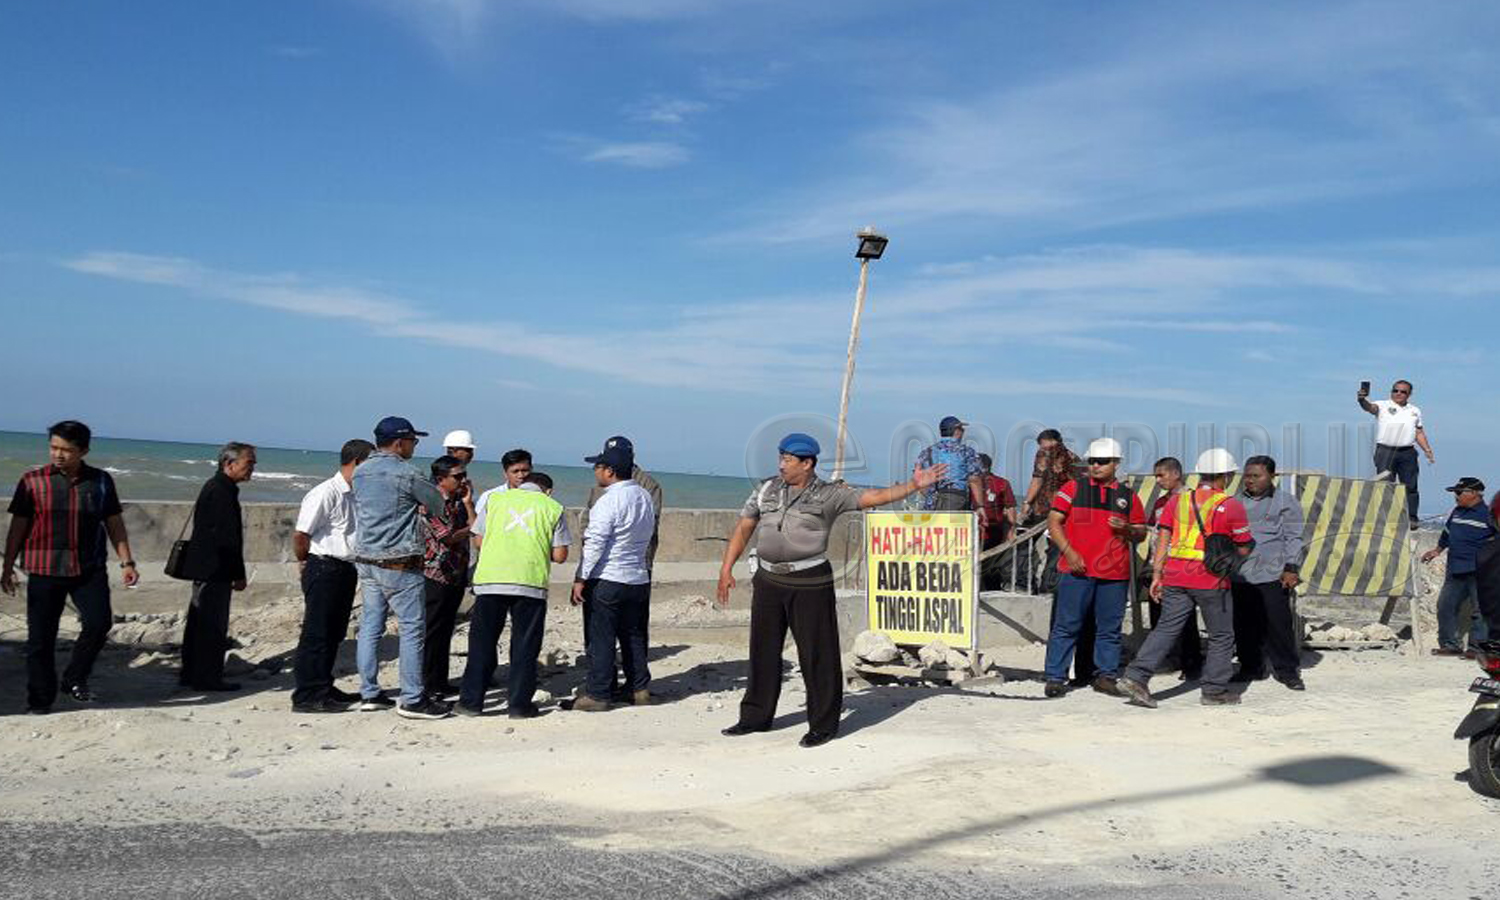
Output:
[715,433,946,748]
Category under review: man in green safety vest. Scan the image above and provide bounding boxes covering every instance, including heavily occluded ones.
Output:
[457,471,571,718]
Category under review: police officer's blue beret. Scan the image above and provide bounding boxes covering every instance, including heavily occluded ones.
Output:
[778,433,821,458]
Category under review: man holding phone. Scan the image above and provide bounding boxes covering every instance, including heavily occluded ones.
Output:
[1358,379,1434,528]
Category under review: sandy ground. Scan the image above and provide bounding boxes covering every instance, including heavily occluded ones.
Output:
[1,589,1496,898]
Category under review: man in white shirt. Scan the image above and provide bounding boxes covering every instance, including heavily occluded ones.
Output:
[290,439,373,712]
[570,439,656,710]
[1358,379,1436,527]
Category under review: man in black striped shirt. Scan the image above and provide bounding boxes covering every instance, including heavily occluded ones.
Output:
[2,421,137,713]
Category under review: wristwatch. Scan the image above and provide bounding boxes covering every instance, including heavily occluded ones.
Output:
[121,560,137,569]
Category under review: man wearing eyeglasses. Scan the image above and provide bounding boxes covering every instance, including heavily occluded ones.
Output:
[1421,477,1496,657]
[1358,379,1434,528]
[421,455,476,702]
[351,416,453,720]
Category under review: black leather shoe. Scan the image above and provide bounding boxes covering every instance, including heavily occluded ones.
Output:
[1043,680,1067,698]
[799,730,836,749]
[329,687,362,704]
[192,681,241,692]
[61,682,96,703]
[1277,675,1306,691]
[720,722,770,736]
[292,698,351,714]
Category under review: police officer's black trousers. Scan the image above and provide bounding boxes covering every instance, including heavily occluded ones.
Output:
[1231,580,1301,680]
[739,562,842,736]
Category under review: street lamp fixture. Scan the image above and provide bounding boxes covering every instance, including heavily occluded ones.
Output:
[833,227,888,482]
[855,228,888,260]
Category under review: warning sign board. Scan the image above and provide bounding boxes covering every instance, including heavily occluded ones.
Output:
[865,511,978,650]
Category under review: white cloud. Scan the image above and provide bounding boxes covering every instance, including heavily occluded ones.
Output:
[581,141,691,169]
[269,45,322,59]
[626,96,711,126]
[728,3,1500,244]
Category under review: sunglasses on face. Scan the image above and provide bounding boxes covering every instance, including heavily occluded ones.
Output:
[1086,458,1115,465]
[1391,389,1410,395]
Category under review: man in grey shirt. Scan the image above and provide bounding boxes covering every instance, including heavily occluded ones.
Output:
[1231,455,1306,691]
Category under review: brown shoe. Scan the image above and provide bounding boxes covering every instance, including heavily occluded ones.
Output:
[571,695,611,712]
[1090,675,1124,697]
[1118,677,1157,709]
[632,690,652,706]
[1431,648,1463,657]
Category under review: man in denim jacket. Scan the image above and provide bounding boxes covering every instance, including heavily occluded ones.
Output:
[352,416,452,719]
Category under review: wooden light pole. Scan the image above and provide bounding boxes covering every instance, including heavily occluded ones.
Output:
[832,227,888,482]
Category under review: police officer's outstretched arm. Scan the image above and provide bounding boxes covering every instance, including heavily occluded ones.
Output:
[715,517,757,608]
[855,462,947,509]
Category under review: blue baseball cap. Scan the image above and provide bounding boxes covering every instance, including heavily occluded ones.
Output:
[374,416,428,442]
[777,433,820,458]
[939,415,968,436]
[585,436,635,474]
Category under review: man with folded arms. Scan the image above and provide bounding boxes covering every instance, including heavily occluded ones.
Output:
[352,417,452,720]
[571,439,657,711]
[290,438,373,712]
[1231,455,1306,690]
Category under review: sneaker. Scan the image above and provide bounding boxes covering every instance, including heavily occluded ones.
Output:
[396,698,453,720]
[358,694,396,712]
[453,702,483,718]
[1201,692,1242,706]
[1118,677,1157,709]
[61,682,96,703]
[1043,681,1067,699]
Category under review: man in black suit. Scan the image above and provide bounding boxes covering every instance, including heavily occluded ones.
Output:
[179,442,256,691]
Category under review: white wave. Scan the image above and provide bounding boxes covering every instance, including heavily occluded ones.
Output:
[103,466,135,476]
[251,471,314,482]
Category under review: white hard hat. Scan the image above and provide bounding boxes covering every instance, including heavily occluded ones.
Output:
[1195,448,1238,474]
[442,429,476,450]
[1085,437,1123,460]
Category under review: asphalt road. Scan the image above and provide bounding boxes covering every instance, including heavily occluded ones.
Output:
[1,821,1280,900]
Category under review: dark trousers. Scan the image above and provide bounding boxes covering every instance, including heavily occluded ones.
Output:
[25,568,112,709]
[1045,575,1128,681]
[181,580,233,687]
[1048,592,1098,682]
[460,593,548,710]
[738,563,843,735]
[1127,586,1235,694]
[291,556,358,705]
[583,579,650,700]
[1373,444,1420,523]
[1148,590,1205,674]
[1478,540,1500,635]
[930,489,972,511]
[1231,580,1301,679]
[422,578,466,694]
[583,584,653,695]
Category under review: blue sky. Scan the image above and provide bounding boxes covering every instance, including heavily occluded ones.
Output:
[1,1,1496,505]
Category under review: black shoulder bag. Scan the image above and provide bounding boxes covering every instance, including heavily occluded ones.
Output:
[163,507,195,580]
[1189,493,1244,579]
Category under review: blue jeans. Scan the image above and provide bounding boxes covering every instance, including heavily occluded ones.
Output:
[356,564,427,706]
[1045,574,1129,681]
[584,579,650,700]
[1437,571,1488,650]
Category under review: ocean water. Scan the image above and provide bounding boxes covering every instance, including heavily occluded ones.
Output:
[0,431,755,509]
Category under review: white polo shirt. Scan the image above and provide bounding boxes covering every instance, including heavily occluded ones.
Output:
[295,473,357,560]
[1374,401,1423,448]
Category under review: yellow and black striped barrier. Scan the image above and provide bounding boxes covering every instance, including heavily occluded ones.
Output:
[1127,474,1412,597]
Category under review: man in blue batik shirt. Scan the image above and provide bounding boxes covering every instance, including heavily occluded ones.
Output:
[915,416,987,526]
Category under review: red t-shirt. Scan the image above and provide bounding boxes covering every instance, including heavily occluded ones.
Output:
[1052,478,1146,580]
[1159,487,1253,589]
[982,474,1015,540]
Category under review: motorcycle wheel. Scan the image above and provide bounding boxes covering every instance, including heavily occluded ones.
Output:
[1469,730,1500,798]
